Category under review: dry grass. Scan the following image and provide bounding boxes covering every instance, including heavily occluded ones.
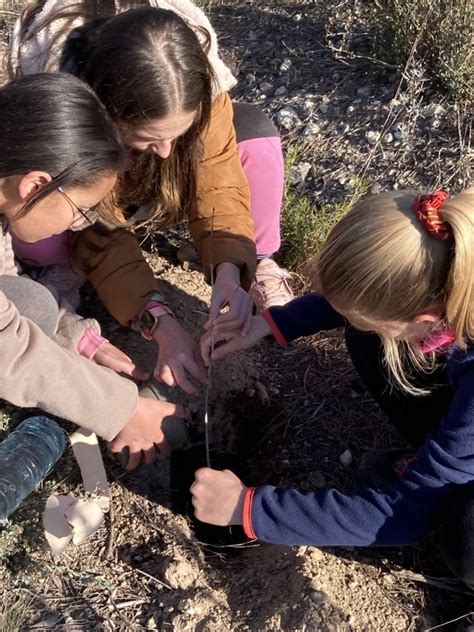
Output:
[371,0,473,106]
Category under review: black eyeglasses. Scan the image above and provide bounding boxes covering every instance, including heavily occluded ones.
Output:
[57,186,99,227]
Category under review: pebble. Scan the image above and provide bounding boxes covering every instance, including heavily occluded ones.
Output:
[346,105,355,114]
[365,130,380,145]
[339,449,353,467]
[259,81,274,95]
[384,132,394,144]
[370,182,383,195]
[34,615,61,629]
[280,58,292,73]
[245,73,256,85]
[357,85,371,97]
[274,85,288,97]
[339,122,350,133]
[423,102,444,117]
[310,589,329,603]
[303,122,320,136]
[392,124,405,140]
[290,162,311,185]
[275,106,301,130]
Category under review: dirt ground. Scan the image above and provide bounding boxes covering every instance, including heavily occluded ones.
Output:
[0,1,473,631]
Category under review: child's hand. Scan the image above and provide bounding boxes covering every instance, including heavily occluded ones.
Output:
[94,341,149,381]
[200,315,272,366]
[108,396,186,470]
[191,468,247,526]
[204,262,253,336]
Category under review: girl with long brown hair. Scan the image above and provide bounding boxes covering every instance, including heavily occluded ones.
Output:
[9,0,293,395]
[194,187,474,588]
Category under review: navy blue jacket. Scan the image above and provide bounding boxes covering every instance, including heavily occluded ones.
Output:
[244,294,474,546]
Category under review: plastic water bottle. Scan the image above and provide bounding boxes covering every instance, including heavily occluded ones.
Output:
[0,416,66,521]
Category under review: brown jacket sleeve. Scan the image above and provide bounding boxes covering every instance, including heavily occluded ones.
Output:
[190,92,257,290]
[73,227,158,326]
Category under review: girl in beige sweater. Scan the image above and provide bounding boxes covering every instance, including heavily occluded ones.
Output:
[0,73,184,469]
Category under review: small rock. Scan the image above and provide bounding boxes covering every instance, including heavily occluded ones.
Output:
[384,132,394,144]
[319,103,329,114]
[292,13,302,22]
[339,449,353,467]
[275,106,301,130]
[365,130,380,145]
[33,615,61,629]
[259,81,274,95]
[357,85,371,97]
[302,122,320,136]
[346,105,355,114]
[146,617,157,630]
[274,85,288,97]
[423,102,444,117]
[339,122,350,133]
[310,590,328,603]
[290,162,311,185]
[279,58,292,73]
[392,124,405,140]
[245,73,256,85]
[431,118,441,129]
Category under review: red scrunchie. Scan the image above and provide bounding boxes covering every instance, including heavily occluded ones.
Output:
[413,190,451,241]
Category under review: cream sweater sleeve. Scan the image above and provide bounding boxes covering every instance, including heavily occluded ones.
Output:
[0,290,138,441]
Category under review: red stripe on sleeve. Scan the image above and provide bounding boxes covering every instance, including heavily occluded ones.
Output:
[262,310,288,347]
[242,487,258,539]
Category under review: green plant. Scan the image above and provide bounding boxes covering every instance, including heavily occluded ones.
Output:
[371,0,473,105]
[0,593,32,632]
[280,144,369,273]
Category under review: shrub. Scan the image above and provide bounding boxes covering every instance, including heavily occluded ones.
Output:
[280,145,369,274]
[371,0,473,105]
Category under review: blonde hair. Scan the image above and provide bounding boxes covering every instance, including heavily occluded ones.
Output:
[312,188,474,394]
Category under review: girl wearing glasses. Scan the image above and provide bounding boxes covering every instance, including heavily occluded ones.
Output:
[0,73,184,469]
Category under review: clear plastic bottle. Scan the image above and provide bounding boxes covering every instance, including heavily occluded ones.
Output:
[0,416,66,521]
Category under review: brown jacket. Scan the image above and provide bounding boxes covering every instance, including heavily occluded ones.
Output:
[73,92,257,326]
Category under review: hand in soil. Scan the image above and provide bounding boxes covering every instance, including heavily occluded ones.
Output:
[93,341,150,382]
[201,315,272,365]
[152,314,208,395]
[205,262,253,335]
[191,468,247,526]
[108,396,185,470]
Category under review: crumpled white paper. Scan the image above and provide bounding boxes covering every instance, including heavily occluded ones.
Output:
[43,429,110,559]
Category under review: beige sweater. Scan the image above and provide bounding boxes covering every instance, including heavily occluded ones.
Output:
[0,219,138,441]
[10,0,237,97]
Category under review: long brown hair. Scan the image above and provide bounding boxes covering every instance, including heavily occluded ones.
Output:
[12,2,214,227]
[312,189,474,394]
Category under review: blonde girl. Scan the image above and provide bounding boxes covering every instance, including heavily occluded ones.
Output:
[193,188,474,588]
